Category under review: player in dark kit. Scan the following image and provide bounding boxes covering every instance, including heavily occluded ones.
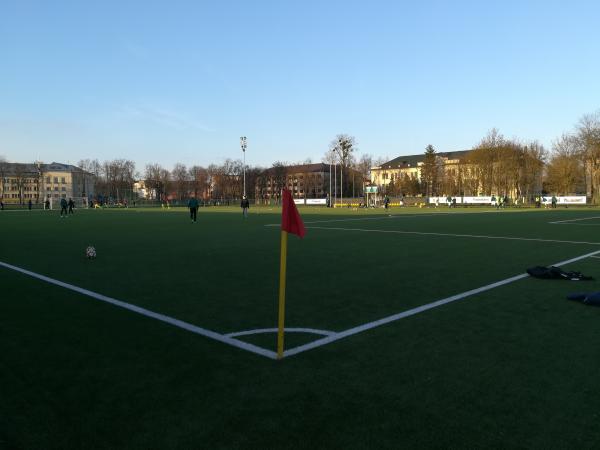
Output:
[60,197,68,217]
[68,198,75,214]
[241,196,249,218]
[188,197,199,223]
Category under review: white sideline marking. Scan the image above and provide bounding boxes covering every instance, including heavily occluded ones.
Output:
[4,248,600,360]
[301,213,452,225]
[550,223,600,227]
[283,248,600,358]
[0,261,278,360]
[549,216,600,224]
[304,226,600,246]
[225,327,335,338]
[548,216,600,223]
[264,214,440,227]
[263,211,505,227]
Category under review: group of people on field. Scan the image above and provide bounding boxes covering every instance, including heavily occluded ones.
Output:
[534,195,559,208]
[187,196,250,222]
[59,198,75,217]
[491,195,509,209]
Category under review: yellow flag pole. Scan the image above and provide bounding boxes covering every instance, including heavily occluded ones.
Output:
[277,229,288,359]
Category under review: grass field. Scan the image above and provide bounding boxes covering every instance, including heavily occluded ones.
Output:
[2,205,600,449]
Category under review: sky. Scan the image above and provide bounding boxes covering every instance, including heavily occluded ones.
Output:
[1,0,599,172]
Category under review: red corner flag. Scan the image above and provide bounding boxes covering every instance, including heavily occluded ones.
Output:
[281,189,306,238]
[277,189,306,359]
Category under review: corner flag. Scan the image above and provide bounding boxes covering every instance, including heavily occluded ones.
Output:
[277,189,305,359]
[281,189,306,238]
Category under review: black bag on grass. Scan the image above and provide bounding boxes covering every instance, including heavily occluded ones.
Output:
[527,266,593,281]
[567,292,600,306]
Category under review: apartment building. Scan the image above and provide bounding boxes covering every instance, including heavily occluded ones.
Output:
[0,161,94,205]
[370,150,471,189]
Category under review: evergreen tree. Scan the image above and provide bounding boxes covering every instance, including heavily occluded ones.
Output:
[421,145,438,197]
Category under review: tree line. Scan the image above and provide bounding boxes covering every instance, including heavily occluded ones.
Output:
[70,109,600,203]
[385,111,600,203]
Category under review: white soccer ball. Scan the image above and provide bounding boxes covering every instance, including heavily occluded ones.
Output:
[86,246,96,259]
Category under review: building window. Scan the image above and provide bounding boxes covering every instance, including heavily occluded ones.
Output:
[61,177,66,183]
[62,187,66,191]
[54,177,58,183]
[46,177,51,183]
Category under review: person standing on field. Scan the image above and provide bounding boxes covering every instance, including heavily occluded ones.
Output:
[60,197,68,217]
[188,196,199,223]
[241,195,250,218]
[68,198,75,214]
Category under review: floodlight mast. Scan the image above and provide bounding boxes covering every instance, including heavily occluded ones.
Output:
[240,136,247,197]
[329,162,332,207]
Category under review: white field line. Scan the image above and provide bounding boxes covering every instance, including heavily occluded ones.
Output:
[300,213,453,225]
[550,223,600,227]
[225,327,335,338]
[0,261,278,360]
[263,210,507,227]
[264,214,444,227]
[4,247,600,360]
[283,248,600,358]
[549,216,600,224]
[591,256,600,259]
[304,226,600,246]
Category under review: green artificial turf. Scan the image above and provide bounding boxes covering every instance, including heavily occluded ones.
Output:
[1,205,600,448]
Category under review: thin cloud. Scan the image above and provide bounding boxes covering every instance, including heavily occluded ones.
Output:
[117,104,213,132]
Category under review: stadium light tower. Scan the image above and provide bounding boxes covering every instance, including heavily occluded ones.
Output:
[240,136,247,197]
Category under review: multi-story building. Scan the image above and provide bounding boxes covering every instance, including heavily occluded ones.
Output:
[255,163,365,202]
[0,161,94,205]
[256,163,334,201]
[370,150,470,190]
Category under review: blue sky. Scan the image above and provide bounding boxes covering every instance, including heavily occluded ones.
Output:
[1,0,599,171]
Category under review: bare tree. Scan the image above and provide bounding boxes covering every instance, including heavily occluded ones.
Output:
[545,134,585,195]
[189,165,208,199]
[467,129,506,195]
[355,154,373,183]
[244,166,263,201]
[13,163,27,204]
[207,164,221,199]
[254,168,269,204]
[97,159,136,201]
[0,156,7,201]
[519,141,547,201]
[576,111,600,203]
[329,134,357,196]
[271,161,288,203]
[373,155,389,167]
[172,163,189,200]
[145,163,165,200]
[159,168,171,201]
[329,134,356,167]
